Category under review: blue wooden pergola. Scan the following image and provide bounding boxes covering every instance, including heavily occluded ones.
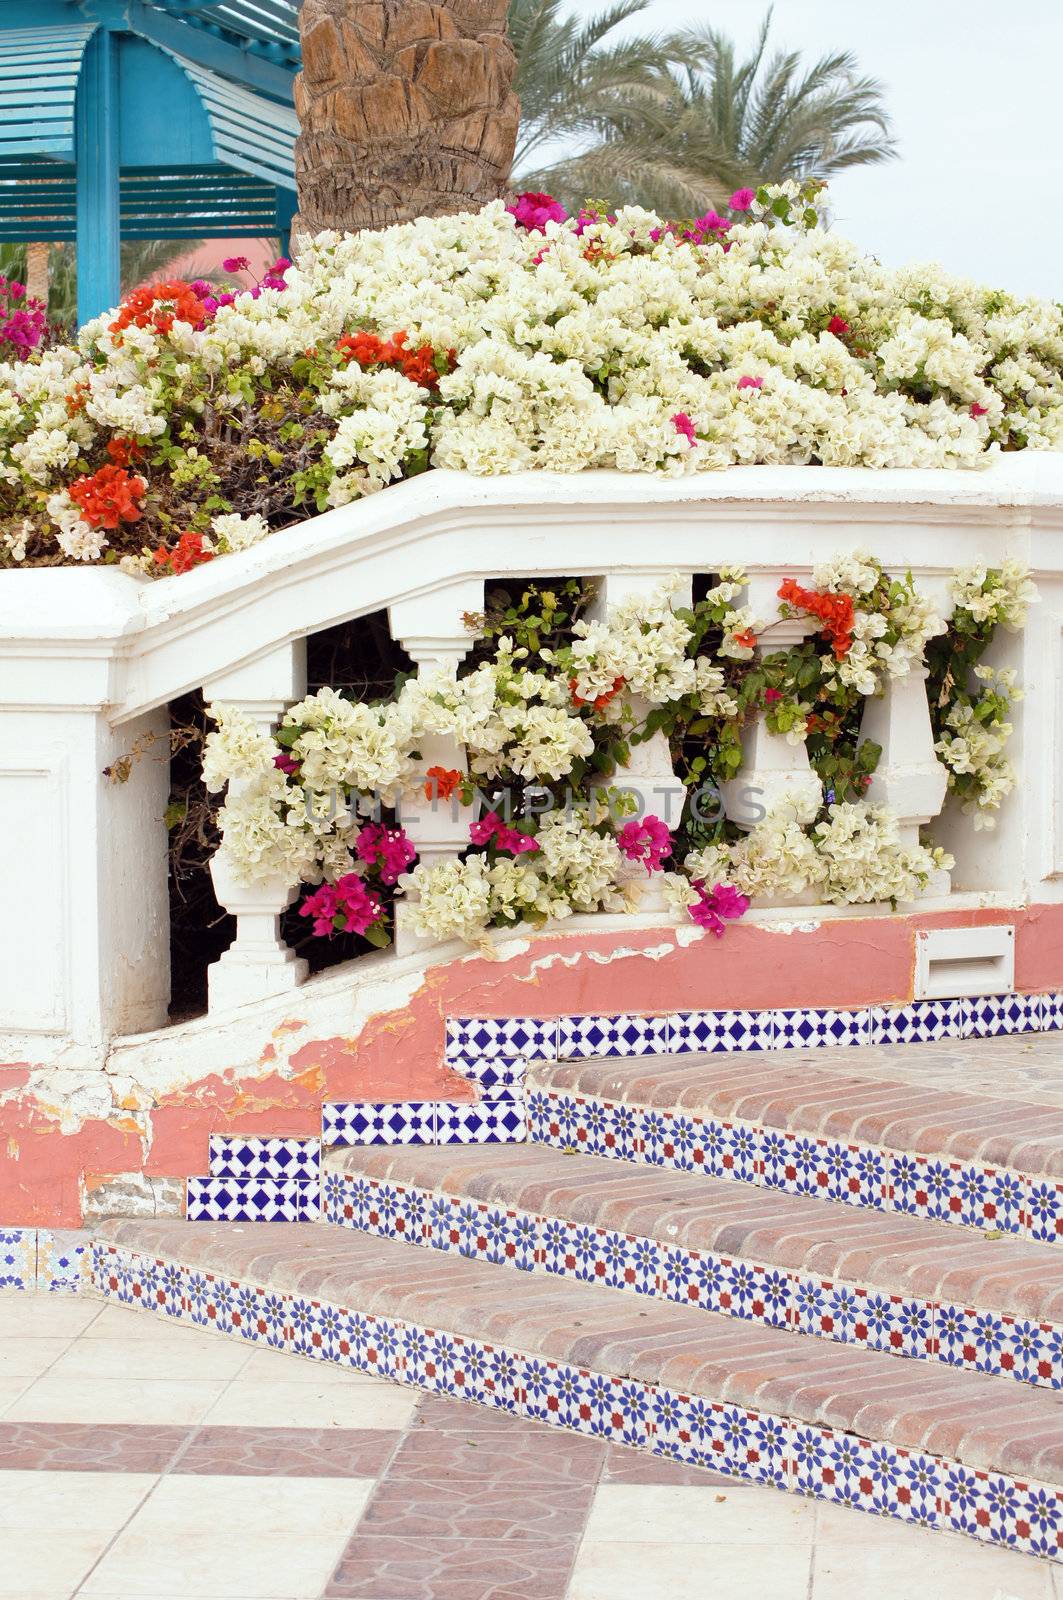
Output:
[0,0,301,323]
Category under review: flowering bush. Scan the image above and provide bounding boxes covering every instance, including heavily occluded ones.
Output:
[201,550,1033,949]
[4,182,1063,570]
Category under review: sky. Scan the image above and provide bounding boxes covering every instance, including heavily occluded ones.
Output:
[563,0,1063,300]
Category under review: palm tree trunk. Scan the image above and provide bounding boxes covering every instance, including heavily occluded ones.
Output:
[24,242,50,310]
[293,0,519,237]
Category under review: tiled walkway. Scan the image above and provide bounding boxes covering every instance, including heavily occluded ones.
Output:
[0,1297,1058,1600]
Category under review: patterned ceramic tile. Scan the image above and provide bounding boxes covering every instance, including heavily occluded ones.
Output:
[208,1135,320,1181]
[667,1009,773,1053]
[963,993,1041,1038]
[322,1101,435,1147]
[0,1228,35,1291]
[361,1180,428,1245]
[1041,993,1063,1032]
[322,1170,351,1226]
[446,1060,527,1098]
[343,1312,405,1381]
[657,1249,788,1327]
[871,999,968,1045]
[290,1297,354,1362]
[230,1282,289,1347]
[1027,1180,1063,1245]
[523,1359,652,1445]
[558,1013,669,1060]
[941,1465,1063,1558]
[768,1136,886,1208]
[35,1228,90,1293]
[445,1016,558,1063]
[888,1153,965,1224]
[792,1278,933,1358]
[793,1427,940,1525]
[434,1100,527,1144]
[772,1007,872,1050]
[936,1304,1063,1389]
[185,1176,320,1223]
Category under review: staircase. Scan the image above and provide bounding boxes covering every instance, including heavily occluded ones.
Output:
[87,1027,1063,1567]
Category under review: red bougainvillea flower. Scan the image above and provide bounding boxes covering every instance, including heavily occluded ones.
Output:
[274,752,301,775]
[152,530,214,576]
[335,329,454,390]
[778,577,856,659]
[827,315,850,337]
[105,437,143,469]
[109,279,210,339]
[970,402,989,417]
[568,674,625,713]
[69,463,146,529]
[423,765,463,802]
[671,412,697,447]
[507,191,568,230]
[763,687,783,704]
[617,815,673,873]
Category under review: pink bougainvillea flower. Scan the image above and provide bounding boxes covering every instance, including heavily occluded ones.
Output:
[736,375,764,391]
[354,821,417,885]
[730,188,756,210]
[827,315,850,336]
[671,411,697,447]
[970,402,988,417]
[763,687,783,705]
[688,880,750,937]
[469,811,540,855]
[507,191,568,231]
[221,255,250,273]
[617,815,673,873]
[273,751,300,775]
[299,873,382,938]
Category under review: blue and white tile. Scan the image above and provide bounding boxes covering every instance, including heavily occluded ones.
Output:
[888,1153,964,1224]
[1040,992,1063,1032]
[962,992,1041,1038]
[185,1270,239,1335]
[322,1101,435,1147]
[481,1344,526,1412]
[434,1100,527,1144]
[716,1406,791,1490]
[445,1015,558,1063]
[772,1007,871,1049]
[290,1297,353,1363]
[36,1228,90,1292]
[651,1388,724,1469]
[523,1359,602,1436]
[323,1170,351,1226]
[208,1134,320,1181]
[667,1009,773,1054]
[821,1141,888,1209]
[794,1427,940,1525]
[231,1282,288,1346]
[793,1278,932,1358]
[871,998,968,1045]
[362,1179,428,1244]
[936,1304,1063,1388]
[345,1312,405,1381]
[942,1466,1063,1558]
[955,1165,1026,1235]
[580,1372,654,1446]
[572,1097,641,1161]
[526,1088,564,1148]
[185,1176,320,1223]
[1027,1180,1063,1245]
[447,1060,527,1097]
[0,1228,35,1291]
[558,1013,669,1060]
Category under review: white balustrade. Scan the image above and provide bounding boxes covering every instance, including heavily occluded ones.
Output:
[860,665,951,893]
[720,572,823,834]
[203,639,309,1011]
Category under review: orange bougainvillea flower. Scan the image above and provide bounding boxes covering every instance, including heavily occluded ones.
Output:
[105,437,143,469]
[424,765,463,802]
[152,530,214,576]
[109,279,209,340]
[569,675,626,713]
[68,463,146,529]
[778,578,856,659]
[732,629,759,650]
[334,329,455,390]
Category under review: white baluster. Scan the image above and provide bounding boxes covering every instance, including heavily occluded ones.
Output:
[390,582,483,952]
[204,640,309,1011]
[720,573,822,832]
[860,664,951,894]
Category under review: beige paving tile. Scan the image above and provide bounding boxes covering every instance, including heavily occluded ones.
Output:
[811,1528,1053,1599]
[50,1335,254,1382]
[200,1377,418,1429]
[567,1539,813,1600]
[81,1474,375,1599]
[0,1470,156,1599]
[0,1296,103,1338]
[236,1345,388,1384]
[0,1529,123,1598]
[4,1374,228,1426]
[0,1337,71,1379]
[81,1304,226,1342]
[0,1375,35,1414]
[583,1482,816,1545]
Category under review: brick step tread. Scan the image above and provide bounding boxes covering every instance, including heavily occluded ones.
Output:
[324,1142,1063,1324]
[535,1043,1063,1179]
[92,1218,1063,1485]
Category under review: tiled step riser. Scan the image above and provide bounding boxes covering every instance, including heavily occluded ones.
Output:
[86,1239,1063,1565]
[208,1136,321,1181]
[185,1178,321,1223]
[322,1099,526,1148]
[446,993,1060,1067]
[324,1169,1063,1394]
[529,1089,1063,1245]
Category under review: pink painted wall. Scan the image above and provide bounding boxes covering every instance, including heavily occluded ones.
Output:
[3,902,1061,1227]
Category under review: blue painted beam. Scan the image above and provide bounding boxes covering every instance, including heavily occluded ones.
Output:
[75,24,121,323]
[126,1,297,100]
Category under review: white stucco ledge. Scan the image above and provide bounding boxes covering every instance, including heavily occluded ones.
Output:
[2,455,1062,719]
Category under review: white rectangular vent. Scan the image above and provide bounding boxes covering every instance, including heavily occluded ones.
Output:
[914,926,1015,1000]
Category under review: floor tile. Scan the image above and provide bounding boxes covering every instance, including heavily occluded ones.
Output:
[581,1482,816,1544]
[49,1335,255,1382]
[82,1474,375,1598]
[0,1336,71,1379]
[236,1345,391,1385]
[566,1538,812,1600]
[811,1523,1053,1598]
[4,1375,228,1427]
[0,1296,103,1338]
[200,1378,418,1430]
[0,1469,156,1597]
